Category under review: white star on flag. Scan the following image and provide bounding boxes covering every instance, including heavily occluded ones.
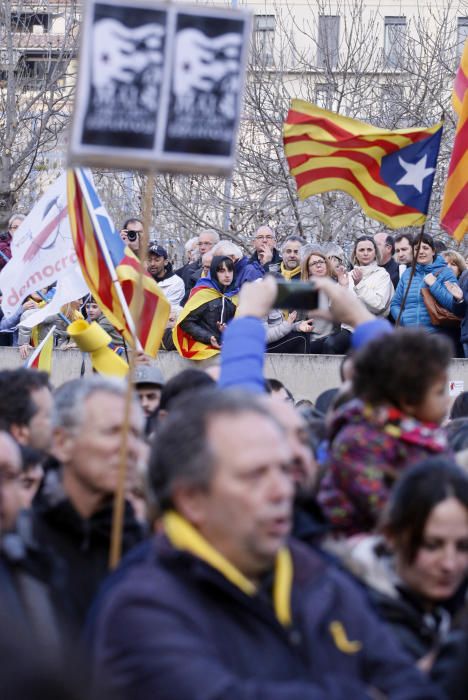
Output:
[396,155,435,194]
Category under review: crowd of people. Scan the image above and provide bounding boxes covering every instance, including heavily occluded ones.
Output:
[2,216,468,361]
[1,254,468,698]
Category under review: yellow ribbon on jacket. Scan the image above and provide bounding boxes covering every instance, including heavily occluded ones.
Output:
[67,319,129,377]
[163,511,293,626]
[280,263,301,280]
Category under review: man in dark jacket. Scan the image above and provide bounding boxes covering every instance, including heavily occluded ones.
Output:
[31,377,145,632]
[374,232,400,289]
[250,225,282,276]
[90,390,442,700]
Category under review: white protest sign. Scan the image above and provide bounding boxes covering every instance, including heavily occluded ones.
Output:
[20,265,89,329]
[0,174,79,316]
[69,0,252,175]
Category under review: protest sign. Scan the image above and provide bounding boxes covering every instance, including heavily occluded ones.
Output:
[0,173,82,316]
[68,0,251,175]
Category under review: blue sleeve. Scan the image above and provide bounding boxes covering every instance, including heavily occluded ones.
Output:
[242,263,264,283]
[430,270,459,310]
[0,307,21,331]
[218,317,266,394]
[351,319,393,349]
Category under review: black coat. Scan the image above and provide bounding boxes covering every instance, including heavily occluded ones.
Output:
[31,471,144,632]
[180,294,236,345]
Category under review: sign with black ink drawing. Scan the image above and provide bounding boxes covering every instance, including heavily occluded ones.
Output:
[69,0,252,176]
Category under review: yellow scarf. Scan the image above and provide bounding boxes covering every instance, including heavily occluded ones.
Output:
[163,511,293,626]
[280,263,301,280]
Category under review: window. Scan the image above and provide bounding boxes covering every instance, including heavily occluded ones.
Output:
[384,17,406,69]
[315,83,337,110]
[253,15,275,67]
[317,15,340,69]
[11,13,51,33]
[457,18,468,56]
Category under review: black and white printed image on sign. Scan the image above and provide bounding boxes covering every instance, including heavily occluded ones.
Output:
[81,3,167,150]
[163,13,244,157]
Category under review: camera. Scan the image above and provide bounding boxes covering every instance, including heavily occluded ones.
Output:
[274,280,319,310]
[126,229,140,242]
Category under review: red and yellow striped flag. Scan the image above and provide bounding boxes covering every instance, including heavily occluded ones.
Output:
[26,325,54,373]
[440,40,468,241]
[284,100,442,229]
[67,169,170,357]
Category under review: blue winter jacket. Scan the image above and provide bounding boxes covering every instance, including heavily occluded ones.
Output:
[234,256,264,287]
[89,535,443,700]
[391,255,461,331]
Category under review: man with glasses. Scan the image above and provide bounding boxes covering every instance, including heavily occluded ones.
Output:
[250,225,282,276]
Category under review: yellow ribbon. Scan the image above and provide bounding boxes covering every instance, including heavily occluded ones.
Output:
[67,319,129,378]
[163,511,293,626]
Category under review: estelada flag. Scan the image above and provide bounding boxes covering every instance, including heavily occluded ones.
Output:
[440,40,468,241]
[25,325,55,373]
[67,169,170,357]
[173,285,238,360]
[284,99,443,229]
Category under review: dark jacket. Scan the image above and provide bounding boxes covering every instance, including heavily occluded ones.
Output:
[249,248,282,276]
[177,261,202,305]
[179,256,238,345]
[382,258,400,290]
[0,232,12,270]
[31,470,144,631]
[179,294,236,344]
[90,535,442,700]
[234,255,265,286]
[340,535,467,695]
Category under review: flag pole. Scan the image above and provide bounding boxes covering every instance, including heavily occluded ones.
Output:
[74,169,144,352]
[395,115,444,326]
[109,170,155,570]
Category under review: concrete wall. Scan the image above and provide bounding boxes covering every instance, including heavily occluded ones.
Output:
[3,348,468,402]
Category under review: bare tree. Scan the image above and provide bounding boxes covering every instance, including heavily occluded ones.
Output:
[0,0,78,228]
[95,0,467,257]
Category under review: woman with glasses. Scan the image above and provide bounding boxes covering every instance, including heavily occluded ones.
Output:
[299,249,342,354]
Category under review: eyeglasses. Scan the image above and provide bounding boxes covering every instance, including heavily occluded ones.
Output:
[309,259,326,268]
[328,255,342,264]
[255,235,275,240]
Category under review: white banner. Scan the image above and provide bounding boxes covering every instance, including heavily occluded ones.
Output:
[21,265,89,329]
[0,173,80,316]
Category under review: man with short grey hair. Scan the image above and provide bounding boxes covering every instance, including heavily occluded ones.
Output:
[250,225,282,275]
[281,235,306,280]
[30,377,146,630]
[182,229,222,303]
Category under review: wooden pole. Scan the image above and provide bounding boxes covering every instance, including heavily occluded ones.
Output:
[109,171,155,570]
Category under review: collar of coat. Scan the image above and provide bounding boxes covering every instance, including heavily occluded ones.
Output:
[280,262,301,280]
[163,510,293,626]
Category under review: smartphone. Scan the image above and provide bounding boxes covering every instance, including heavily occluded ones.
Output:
[274,280,319,310]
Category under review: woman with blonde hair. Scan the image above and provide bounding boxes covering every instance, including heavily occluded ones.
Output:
[338,235,394,318]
